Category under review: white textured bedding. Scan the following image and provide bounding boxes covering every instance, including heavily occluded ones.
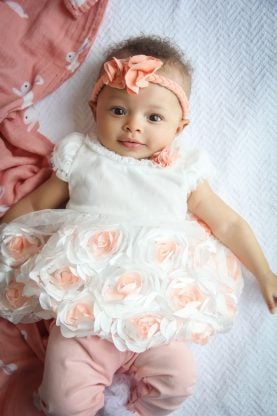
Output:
[36,0,277,415]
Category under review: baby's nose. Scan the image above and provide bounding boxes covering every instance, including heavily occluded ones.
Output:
[123,115,143,133]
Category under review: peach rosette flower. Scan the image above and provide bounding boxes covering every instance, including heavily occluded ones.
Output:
[111,314,178,352]
[150,145,179,168]
[98,265,161,318]
[5,279,32,309]
[56,294,95,338]
[0,223,46,267]
[135,228,188,271]
[0,267,29,317]
[63,224,126,272]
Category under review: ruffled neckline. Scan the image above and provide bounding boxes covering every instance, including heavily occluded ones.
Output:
[84,134,182,169]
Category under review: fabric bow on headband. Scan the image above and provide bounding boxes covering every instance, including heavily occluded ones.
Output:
[90,54,189,120]
[102,55,163,94]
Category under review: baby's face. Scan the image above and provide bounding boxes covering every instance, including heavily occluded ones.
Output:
[92,81,187,159]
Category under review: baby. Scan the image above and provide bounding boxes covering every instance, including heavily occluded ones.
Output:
[0,35,276,416]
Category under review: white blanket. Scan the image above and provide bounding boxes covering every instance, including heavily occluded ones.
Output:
[36,0,277,415]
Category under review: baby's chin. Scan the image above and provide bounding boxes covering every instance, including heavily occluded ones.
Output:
[116,147,152,160]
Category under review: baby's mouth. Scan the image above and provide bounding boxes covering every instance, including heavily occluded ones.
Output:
[118,138,145,149]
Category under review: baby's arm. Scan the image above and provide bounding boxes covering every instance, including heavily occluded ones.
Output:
[188,181,277,314]
[0,173,69,224]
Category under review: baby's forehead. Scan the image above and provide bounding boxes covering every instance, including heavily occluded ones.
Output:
[100,84,182,115]
[157,65,191,97]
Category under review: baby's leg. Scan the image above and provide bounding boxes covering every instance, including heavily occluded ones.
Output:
[38,325,133,416]
[127,341,197,416]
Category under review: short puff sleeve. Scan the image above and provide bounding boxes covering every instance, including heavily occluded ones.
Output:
[182,146,216,194]
[51,133,84,182]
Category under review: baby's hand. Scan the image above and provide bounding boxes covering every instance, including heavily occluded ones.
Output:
[257,271,277,314]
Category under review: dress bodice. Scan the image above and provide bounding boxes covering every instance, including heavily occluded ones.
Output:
[52,133,214,226]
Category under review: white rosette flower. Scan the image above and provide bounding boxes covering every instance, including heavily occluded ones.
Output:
[93,305,113,339]
[0,223,46,267]
[25,258,92,312]
[186,237,219,274]
[0,265,29,311]
[179,319,218,345]
[217,250,243,296]
[165,270,209,319]
[111,314,178,352]
[0,264,45,324]
[184,218,221,275]
[135,227,188,272]
[186,240,243,307]
[56,294,95,338]
[62,223,127,272]
[210,290,238,326]
[0,262,14,290]
[225,252,242,283]
[95,265,162,319]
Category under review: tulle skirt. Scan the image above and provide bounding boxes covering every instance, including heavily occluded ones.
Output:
[0,209,243,352]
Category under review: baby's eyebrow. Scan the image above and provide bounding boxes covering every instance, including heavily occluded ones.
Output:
[109,95,126,101]
[147,105,166,112]
[109,98,131,107]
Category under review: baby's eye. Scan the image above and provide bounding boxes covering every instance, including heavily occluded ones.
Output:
[148,114,162,122]
[110,107,126,116]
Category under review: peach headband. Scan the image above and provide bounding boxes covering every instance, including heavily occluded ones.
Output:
[90,55,189,120]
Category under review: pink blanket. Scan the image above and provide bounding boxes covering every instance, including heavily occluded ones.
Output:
[0,0,108,216]
[0,318,53,415]
[0,1,108,414]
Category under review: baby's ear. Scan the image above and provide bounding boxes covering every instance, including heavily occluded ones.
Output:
[176,119,190,135]
[89,101,97,120]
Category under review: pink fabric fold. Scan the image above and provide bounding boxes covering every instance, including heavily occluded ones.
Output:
[0,318,53,415]
[0,0,108,216]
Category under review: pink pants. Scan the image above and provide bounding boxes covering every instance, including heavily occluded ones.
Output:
[39,326,197,416]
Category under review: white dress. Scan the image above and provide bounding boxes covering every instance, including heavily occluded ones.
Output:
[0,133,243,352]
